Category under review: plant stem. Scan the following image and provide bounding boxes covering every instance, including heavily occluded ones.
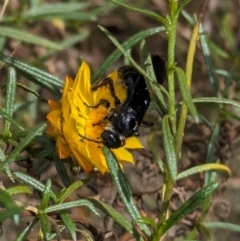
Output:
[153,170,174,240]
[166,16,177,134]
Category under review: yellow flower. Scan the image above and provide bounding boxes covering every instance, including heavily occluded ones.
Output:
[46,61,143,173]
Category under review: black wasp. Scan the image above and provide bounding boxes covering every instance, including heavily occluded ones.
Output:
[80,55,165,148]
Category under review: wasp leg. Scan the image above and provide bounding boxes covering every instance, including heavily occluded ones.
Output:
[92,77,121,107]
[84,99,110,109]
[79,133,102,144]
[141,120,154,126]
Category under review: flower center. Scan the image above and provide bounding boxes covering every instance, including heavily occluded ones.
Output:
[85,106,109,141]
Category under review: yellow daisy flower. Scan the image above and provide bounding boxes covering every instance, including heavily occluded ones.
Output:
[46,61,144,173]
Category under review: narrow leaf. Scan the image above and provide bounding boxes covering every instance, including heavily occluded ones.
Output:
[13,172,57,201]
[3,67,17,134]
[102,146,151,237]
[0,108,24,130]
[40,179,52,211]
[30,145,55,159]
[0,148,14,182]
[22,2,89,18]
[0,26,62,50]
[0,189,23,222]
[60,212,76,241]
[160,183,218,235]
[140,41,168,116]
[15,217,38,241]
[88,198,142,240]
[177,163,231,181]
[0,124,47,170]
[204,222,240,232]
[162,116,177,181]
[199,25,218,95]
[53,153,70,188]
[0,52,64,95]
[147,134,164,172]
[175,66,199,122]
[110,0,168,26]
[6,185,32,195]
[136,217,157,231]
[93,26,165,82]
[45,200,99,216]
[59,180,84,203]
[39,213,51,240]
[193,97,240,109]
[0,206,23,223]
[177,0,192,14]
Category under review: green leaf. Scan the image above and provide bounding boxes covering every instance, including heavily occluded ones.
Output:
[206,123,220,164]
[15,217,38,241]
[0,52,64,96]
[140,41,168,116]
[136,217,157,231]
[160,183,218,235]
[193,97,240,109]
[6,185,32,195]
[33,135,55,145]
[204,222,240,232]
[0,123,47,170]
[39,213,52,240]
[49,12,97,21]
[177,163,231,181]
[177,0,193,14]
[147,134,164,172]
[208,39,229,59]
[13,172,57,201]
[0,26,62,50]
[40,179,52,211]
[40,31,90,61]
[3,67,17,135]
[102,146,151,237]
[59,180,84,203]
[46,226,65,241]
[21,2,90,19]
[14,82,48,103]
[0,108,24,131]
[0,189,23,222]
[162,115,177,181]
[45,200,99,216]
[0,148,14,182]
[53,153,70,188]
[110,0,168,26]
[92,26,165,82]
[199,25,219,95]
[60,212,76,241]
[88,198,142,240]
[175,66,199,122]
[29,145,55,159]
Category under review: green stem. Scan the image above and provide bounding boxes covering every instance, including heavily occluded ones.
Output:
[153,169,174,240]
[167,21,177,128]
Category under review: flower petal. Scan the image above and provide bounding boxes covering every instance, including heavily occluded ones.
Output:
[124,137,144,149]
[86,142,109,173]
[57,135,71,159]
[48,100,61,111]
[112,148,134,163]
[71,147,94,172]
[46,109,63,134]
[73,61,94,105]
